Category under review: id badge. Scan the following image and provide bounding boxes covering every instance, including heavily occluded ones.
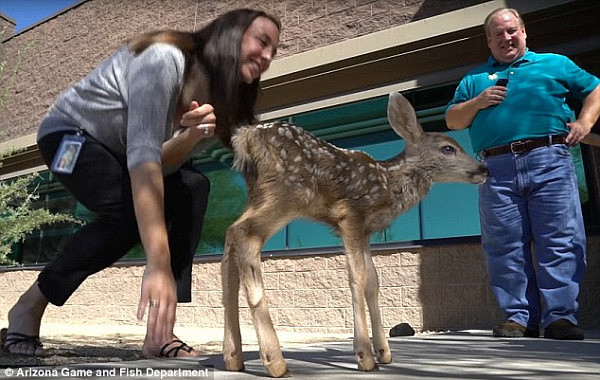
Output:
[51,134,86,174]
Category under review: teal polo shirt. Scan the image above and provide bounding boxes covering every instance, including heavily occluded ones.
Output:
[446,50,600,153]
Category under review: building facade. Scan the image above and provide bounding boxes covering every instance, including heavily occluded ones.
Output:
[1,0,599,333]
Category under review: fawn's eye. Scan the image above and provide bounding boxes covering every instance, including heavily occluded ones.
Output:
[441,145,456,155]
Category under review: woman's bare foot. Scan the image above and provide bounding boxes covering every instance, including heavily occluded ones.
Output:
[141,335,202,358]
[3,282,49,356]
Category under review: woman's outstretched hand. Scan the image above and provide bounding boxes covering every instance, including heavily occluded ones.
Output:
[137,264,177,348]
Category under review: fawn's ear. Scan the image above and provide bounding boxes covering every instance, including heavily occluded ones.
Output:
[387,92,423,144]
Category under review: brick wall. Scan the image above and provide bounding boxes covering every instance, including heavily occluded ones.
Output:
[2,237,598,332]
[0,0,487,143]
[2,0,598,334]
[0,12,15,38]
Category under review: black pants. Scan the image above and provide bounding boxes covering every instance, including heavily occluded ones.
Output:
[36,130,210,305]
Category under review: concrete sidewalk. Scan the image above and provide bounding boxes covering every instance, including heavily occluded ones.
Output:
[1,324,599,379]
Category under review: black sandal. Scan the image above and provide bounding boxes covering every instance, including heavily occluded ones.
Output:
[1,327,47,356]
[159,339,195,358]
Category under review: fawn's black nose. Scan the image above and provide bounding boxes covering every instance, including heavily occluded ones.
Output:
[468,164,489,184]
[478,164,489,176]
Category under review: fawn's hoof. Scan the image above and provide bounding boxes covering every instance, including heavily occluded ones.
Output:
[223,354,245,372]
[224,362,245,372]
[377,349,393,364]
[265,358,289,378]
[356,353,378,372]
[358,361,379,372]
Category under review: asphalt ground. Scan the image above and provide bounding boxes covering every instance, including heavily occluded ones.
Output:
[0,323,599,380]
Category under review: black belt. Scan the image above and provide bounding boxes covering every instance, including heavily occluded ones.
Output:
[481,135,567,158]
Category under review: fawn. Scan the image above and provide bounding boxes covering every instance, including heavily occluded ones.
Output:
[221,92,488,377]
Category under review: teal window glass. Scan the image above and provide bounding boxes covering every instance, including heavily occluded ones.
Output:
[196,167,247,254]
[5,83,597,265]
[420,130,481,239]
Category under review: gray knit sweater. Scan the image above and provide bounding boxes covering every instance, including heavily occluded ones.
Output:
[38,43,215,174]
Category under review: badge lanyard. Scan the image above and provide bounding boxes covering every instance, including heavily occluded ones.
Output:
[50,131,86,174]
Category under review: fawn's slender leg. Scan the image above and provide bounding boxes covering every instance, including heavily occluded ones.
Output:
[364,248,392,364]
[222,230,244,371]
[233,210,291,378]
[342,224,377,371]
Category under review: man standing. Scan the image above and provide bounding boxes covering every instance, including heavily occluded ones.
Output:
[446,8,600,340]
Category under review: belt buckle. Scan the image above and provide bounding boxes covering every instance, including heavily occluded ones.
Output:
[510,140,528,154]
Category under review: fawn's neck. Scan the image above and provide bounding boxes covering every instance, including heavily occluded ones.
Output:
[383,155,434,213]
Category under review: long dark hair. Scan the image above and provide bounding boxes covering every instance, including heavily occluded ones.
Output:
[129,9,281,147]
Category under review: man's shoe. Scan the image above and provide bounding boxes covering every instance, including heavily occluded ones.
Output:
[493,321,539,338]
[544,319,584,340]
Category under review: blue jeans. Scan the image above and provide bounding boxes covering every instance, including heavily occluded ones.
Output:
[479,144,587,329]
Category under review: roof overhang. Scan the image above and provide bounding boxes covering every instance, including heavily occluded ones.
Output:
[257,0,599,115]
[2,0,598,178]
